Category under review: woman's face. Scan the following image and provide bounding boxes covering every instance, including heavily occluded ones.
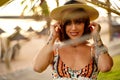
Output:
[65,20,85,39]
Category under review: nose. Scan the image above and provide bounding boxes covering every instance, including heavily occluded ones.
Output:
[71,23,77,30]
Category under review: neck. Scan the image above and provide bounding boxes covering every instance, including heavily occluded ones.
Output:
[71,41,88,48]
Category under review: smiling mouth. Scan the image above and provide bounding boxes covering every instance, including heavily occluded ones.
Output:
[70,32,79,36]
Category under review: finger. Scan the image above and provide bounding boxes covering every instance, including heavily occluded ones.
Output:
[90,22,99,27]
[89,26,93,32]
[55,26,59,32]
[53,23,61,31]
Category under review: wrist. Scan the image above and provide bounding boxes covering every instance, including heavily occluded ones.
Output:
[93,33,103,47]
[95,45,108,58]
[46,34,56,45]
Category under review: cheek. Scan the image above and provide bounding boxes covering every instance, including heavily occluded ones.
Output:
[79,25,85,32]
[81,27,85,32]
[79,29,84,36]
[65,26,69,33]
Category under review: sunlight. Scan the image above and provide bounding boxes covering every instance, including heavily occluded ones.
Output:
[0,19,16,33]
[110,0,120,9]
[0,0,24,16]
[0,19,46,37]
[46,0,66,11]
[0,0,67,36]
[46,0,57,11]
[30,21,46,31]
[0,0,119,37]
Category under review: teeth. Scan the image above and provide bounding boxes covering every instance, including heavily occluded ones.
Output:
[70,32,78,36]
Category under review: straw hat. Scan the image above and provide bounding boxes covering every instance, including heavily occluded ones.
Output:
[50,1,99,21]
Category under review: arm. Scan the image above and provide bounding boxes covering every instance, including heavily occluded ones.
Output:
[98,50,113,72]
[33,38,54,73]
[94,33,113,72]
[33,23,60,73]
[90,22,113,72]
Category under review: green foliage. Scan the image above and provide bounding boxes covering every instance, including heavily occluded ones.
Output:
[98,55,120,80]
[40,0,49,16]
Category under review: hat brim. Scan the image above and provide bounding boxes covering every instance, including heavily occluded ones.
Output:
[50,4,99,21]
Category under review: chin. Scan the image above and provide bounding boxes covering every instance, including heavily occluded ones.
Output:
[70,35,82,39]
[70,37,79,40]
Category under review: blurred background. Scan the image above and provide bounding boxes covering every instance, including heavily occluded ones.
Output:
[0,0,120,80]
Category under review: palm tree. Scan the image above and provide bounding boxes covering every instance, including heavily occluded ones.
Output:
[20,0,52,35]
[85,0,120,16]
[0,0,11,6]
[85,0,120,41]
[0,0,60,69]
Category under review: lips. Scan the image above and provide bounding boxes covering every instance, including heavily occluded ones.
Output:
[70,32,79,36]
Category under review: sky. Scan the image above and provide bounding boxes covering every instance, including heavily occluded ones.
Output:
[0,0,119,16]
[0,0,65,16]
[0,0,110,16]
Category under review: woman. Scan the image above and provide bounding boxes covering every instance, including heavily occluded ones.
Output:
[33,0,113,79]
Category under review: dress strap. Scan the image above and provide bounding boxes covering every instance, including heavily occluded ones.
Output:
[53,41,60,56]
[90,46,94,58]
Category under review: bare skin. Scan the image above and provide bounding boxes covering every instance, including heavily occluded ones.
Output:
[33,21,113,73]
[58,44,92,70]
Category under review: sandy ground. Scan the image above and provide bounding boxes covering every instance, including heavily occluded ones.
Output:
[0,36,50,75]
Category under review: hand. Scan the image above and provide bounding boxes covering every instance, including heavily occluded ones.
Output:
[49,22,61,41]
[89,22,103,47]
[89,22,101,35]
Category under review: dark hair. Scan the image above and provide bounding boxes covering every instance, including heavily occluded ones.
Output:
[64,0,81,5]
[59,8,91,41]
[58,0,91,41]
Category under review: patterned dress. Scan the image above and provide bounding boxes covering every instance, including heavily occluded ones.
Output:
[52,44,99,80]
